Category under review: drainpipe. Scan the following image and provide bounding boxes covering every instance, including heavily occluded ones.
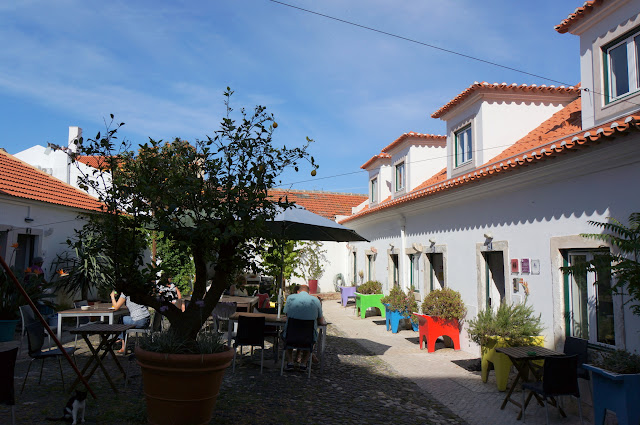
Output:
[400,219,407,290]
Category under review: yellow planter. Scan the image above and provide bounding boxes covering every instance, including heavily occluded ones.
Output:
[481,336,544,391]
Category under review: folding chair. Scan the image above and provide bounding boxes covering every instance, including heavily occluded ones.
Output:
[522,354,583,425]
[232,316,265,374]
[280,318,315,378]
[212,302,237,334]
[0,348,18,425]
[257,307,280,362]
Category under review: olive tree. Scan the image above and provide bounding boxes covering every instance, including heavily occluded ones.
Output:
[72,88,317,348]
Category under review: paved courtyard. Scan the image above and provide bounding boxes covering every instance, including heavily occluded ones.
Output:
[0,296,606,424]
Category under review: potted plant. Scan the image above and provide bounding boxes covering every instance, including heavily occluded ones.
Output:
[415,288,466,352]
[355,280,385,319]
[51,226,114,302]
[582,350,640,425]
[298,241,327,294]
[70,90,318,424]
[467,302,544,391]
[0,263,54,341]
[380,287,419,333]
[562,213,640,424]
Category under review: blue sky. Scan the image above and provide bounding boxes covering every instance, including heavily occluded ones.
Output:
[0,0,581,194]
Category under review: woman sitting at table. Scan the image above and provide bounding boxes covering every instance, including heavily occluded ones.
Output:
[110,290,151,353]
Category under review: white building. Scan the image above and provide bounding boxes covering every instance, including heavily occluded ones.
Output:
[340,0,640,354]
[14,126,111,199]
[0,149,104,302]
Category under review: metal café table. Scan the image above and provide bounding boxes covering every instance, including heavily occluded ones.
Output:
[70,323,135,393]
[495,345,565,419]
[227,312,329,370]
[56,304,127,341]
[220,295,259,312]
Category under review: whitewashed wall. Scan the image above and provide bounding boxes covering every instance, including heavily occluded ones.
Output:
[345,135,640,354]
[0,196,89,304]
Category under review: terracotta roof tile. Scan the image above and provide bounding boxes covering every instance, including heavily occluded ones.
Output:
[555,0,603,34]
[381,132,446,153]
[341,107,640,224]
[269,189,367,221]
[76,155,107,169]
[431,82,580,119]
[0,150,104,212]
[486,97,582,164]
[361,153,392,170]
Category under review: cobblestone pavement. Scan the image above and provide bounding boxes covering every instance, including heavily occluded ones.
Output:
[323,298,596,425]
[0,298,602,424]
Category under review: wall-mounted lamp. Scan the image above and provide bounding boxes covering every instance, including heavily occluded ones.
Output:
[483,232,493,240]
[24,217,34,223]
[428,238,436,245]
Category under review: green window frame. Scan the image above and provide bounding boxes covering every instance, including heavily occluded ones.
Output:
[455,125,472,167]
[370,177,377,203]
[395,162,405,192]
[603,26,640,104]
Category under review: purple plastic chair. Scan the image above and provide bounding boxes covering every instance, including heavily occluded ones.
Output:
[340,286,357,307]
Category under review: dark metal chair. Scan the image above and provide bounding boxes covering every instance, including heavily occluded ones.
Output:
[280,318,315,378]
[0,348,18,425]
[19,305,56,353]
[21,321,75,394]
[563,336,590,380]
[257,307,280,362]
[521,354,583,424]
[232,315,266,374]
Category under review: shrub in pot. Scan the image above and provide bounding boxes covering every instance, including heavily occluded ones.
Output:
[355,280,385,319]
[416,288,466,352]
[467,302,544,391]
[381,286,417,333]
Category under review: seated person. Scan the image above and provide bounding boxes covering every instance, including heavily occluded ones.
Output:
[282,284,325,371]
[110,290,151,353]
[158,276,184,311]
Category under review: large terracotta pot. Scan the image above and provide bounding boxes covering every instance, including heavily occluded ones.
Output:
[136,346,234,425]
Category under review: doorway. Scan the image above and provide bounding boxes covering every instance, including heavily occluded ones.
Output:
[426,253,444,291]
[483,251,505,311]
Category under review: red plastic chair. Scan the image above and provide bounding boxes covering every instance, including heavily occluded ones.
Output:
[414,313,461,353]
[256,293,270,309]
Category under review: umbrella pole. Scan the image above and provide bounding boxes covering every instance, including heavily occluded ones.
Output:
[277,241,284,318]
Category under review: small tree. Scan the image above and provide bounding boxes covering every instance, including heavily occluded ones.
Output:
[261,240,302,285]
[298,241,328,281]
[71,89,317,351]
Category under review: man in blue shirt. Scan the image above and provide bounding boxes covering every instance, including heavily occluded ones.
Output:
[283,284,325,371]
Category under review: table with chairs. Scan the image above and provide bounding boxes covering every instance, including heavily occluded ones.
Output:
[227,311,328,375]
[495,345,583,424]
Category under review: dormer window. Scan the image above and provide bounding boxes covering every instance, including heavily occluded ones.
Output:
[604,28,640,103]
[455,125,472,167]
[395,162,405,192]
[370,177,378,203]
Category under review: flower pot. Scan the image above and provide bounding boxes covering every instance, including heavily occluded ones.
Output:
[583,364,640,425]
[384,304,409,333]
[339,286,356,307]
[413,314,460,353]
[0,319,19,342]
[355,293,385,319]
[136,346,234,425]
[308,279,318,294]
[411,320,419,332]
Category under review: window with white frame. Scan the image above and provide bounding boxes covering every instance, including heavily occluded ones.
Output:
[391,254,399,287]
[455,125,472,167]
[366,254,375,281]
[565,250,615,346]
[370,177,378,203]
[604,28,640,103]
[395,162,405,192]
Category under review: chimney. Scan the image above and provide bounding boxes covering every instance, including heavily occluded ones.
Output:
[68,126,82,153]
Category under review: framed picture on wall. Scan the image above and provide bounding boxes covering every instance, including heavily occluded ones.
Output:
[510,259,519,273]
[521,258,530,274]
[531,259,540,275]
